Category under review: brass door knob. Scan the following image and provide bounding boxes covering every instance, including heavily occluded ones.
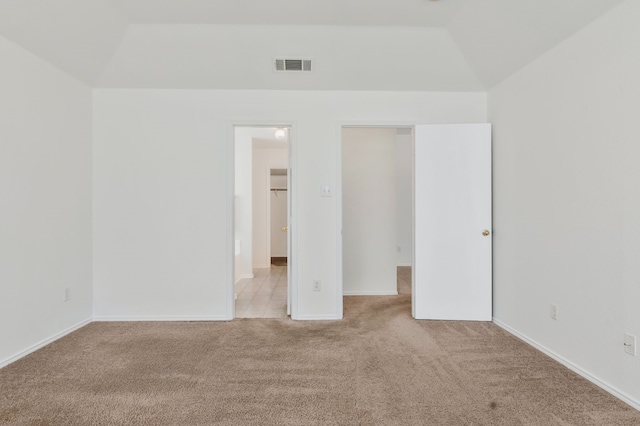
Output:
[482,230,490,236]
[282,227,288,231]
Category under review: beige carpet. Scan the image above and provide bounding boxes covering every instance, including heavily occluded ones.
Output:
[1,281,639,424]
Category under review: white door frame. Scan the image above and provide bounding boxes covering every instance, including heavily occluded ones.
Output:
[336,121,416,318]
[266,167,273,264]
[228,122,298,320]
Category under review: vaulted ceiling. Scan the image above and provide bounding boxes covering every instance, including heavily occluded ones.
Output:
[0,0,625,90]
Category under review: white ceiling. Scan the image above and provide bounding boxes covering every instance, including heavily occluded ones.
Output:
[0,0,626,89]
[0,0,128,85]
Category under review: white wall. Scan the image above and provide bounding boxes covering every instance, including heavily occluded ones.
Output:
[93,90,486,320]
[489,0,640,408]
[234,127,253,279]
[0,35,92,366]
[342,128,398,295]
[396,130,413,266]
[252,147,288,268]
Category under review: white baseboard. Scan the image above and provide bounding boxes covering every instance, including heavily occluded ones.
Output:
[92,315,230,322]
[493,318,640,411]
[0,318,92,369]
[343,291,398,296]
[397,263,412,267]
[294,314,342,321]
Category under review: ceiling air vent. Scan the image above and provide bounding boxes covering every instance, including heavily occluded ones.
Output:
[274,58,312,72]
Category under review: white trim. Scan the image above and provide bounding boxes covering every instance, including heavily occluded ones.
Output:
[0,318,92,369]
[335,123,344,320]
[343,291,399,296]
[411,128,416,318]
[288,124,299,320]
[397,263,412,267]
[286,142,292,317]
[265,167,272,265]
[341,122,416,128]
[295,314,342,321]
[493,318,640,411]
[93,316,230,322]
[226,122,236,320]
[239,273,255,279]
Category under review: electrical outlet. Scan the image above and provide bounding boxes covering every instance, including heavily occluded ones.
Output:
[313,280,321,292]
[64,288,70,302]
[550,304,558,320]
[624,333,636,356]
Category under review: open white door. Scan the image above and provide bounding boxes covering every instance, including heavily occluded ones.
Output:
[413,124,492,321]
[286,163,292,316]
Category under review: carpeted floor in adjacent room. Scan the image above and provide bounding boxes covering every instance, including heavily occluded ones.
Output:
[1,268,639,425]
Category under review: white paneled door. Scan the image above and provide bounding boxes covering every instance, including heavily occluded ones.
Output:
[413,124,492,321]
[287,165,292,316]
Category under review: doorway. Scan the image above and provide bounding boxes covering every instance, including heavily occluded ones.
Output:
[233,125,292,318]
[339,123,493,321]
[341,126,414,306]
